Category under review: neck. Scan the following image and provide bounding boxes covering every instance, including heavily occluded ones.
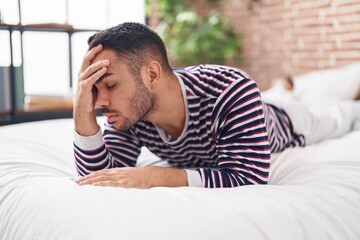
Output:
[148,72,186,140]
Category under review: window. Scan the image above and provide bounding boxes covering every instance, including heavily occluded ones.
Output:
[0,0,145,98]
[21,0,67,25]
[22,32,70,95]
[0,0,20,24]
[0,30,11,66]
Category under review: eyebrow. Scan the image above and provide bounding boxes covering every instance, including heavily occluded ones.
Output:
[96,72,113,84]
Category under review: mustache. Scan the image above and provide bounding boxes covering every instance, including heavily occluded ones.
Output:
[100,108,118,114]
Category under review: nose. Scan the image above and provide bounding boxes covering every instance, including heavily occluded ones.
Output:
[95,89,110,109]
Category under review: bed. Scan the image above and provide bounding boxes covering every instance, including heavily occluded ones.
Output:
[1,62,360,240]
[0,116,359,240]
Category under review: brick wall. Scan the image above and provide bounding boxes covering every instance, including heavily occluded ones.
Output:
[219,0,360,90]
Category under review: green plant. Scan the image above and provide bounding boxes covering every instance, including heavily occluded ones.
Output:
[153,0,242,66]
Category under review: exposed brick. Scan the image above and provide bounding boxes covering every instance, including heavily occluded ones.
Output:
[294,1,331,10]
[329,32,360,42]
[215,0,360,89]
[327,13,360,23]
[333,22,360,34]
[335,0,360,7]
[337,2,360,14]
[150,0,360,89]
[334,50,360,59]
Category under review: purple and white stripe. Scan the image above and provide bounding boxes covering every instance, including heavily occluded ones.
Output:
[74,64,304,188]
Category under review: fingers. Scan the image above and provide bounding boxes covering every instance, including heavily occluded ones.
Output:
[79,57,109,80]
[78,64,107,88]
[76,175,127,188]
[78,44,110,88]
[75,168,149,188]
[76,169,111,184]
[76,168,122,186]
[79,44,103,74]
[77,175,111,186]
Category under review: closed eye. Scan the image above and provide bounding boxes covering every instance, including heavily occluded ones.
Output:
[106,84,116,90]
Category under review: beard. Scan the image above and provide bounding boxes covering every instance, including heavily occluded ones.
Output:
[121,81,156,130]
[103,77,157,131]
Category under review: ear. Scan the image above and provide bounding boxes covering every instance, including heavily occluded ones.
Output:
[144,61,161,89]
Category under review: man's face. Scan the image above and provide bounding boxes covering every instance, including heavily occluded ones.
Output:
[92,49,156,130]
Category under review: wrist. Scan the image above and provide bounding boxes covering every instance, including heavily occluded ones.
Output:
[73,110,100,136]
[147,167,188,187]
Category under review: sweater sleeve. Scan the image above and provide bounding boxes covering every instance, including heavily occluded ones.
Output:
[73,122,142,176]
[195,79,271,188]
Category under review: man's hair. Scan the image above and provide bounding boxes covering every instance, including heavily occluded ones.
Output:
[88,22,172,78]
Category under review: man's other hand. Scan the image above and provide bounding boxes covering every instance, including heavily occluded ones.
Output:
[75,166,188,188]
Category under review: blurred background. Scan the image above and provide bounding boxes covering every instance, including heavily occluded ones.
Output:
[147,0,360,90]
[0,0,360,124]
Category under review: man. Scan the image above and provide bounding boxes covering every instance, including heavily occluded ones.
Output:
[74,22,360,188]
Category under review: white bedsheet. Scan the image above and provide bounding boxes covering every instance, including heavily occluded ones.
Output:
[0,119,359,240]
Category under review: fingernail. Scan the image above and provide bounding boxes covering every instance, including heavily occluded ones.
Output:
[103,60,109,64]
[75,177,82,182]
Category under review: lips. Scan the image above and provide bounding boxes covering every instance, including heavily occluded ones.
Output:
[104,114,118,123]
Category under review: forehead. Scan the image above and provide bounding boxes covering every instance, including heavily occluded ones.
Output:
[92,48,118,63]
[92,48,129,76]
[92,48,134,85]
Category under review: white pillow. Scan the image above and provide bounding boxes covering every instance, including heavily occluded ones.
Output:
[292,62,360,107]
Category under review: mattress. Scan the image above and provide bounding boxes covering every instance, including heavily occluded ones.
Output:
[0,118,359,240]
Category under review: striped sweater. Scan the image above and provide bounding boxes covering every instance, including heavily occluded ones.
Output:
[74,65,304,188]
